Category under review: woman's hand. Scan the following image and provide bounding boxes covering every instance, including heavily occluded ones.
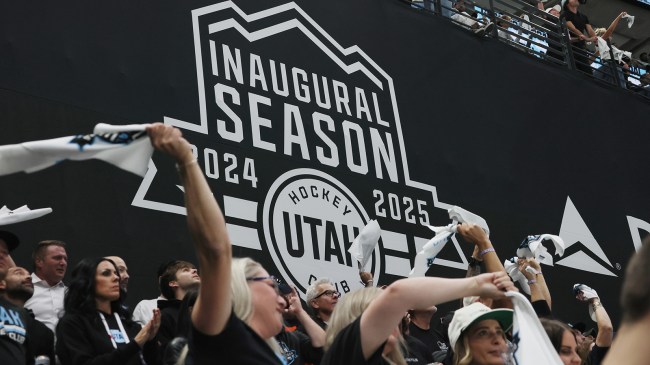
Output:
[284,287,304,316]
[457,223,490,247]
[472,272,517,299]
[134,308,161,347]
[146,123,194,164]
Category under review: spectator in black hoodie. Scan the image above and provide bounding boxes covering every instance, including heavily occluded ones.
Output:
[56,257,161,365]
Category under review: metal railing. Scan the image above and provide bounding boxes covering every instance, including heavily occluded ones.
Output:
[406,0,650,101]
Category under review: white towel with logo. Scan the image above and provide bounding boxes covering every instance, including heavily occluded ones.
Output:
[506,291,563,365]
[409,206,489,277]
[516,234,565,265]
[0,123,153,177]
[0,205,53,226]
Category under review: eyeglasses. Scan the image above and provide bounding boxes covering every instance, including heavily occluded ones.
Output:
[314,290,341,299]
[246,275,281,295]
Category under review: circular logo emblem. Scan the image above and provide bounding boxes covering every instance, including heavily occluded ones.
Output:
[263,168,381,298]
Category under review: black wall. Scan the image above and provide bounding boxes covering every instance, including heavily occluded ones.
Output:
[1,0,649,327]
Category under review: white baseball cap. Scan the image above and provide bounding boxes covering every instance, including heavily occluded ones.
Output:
[448,302,513,349]
[545,5,561,13]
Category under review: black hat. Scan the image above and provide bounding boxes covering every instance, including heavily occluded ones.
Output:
[0,230,20,252]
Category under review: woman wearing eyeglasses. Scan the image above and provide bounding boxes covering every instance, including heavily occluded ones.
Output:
[147,124,286,365]
[321,260,516,365]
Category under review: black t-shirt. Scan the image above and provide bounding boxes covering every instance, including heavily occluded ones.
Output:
[404,335,435,364]
[311,315,328,331]
[588,344,609,365]
[275,327,324,365]
[0,297,28,365]
[564,9,590,46]
[321,316,387,365]
[157,299,182,351]
[25,312,55,365]
[531,300,552,318]
[408,322,449,354]
[190,311,284,365]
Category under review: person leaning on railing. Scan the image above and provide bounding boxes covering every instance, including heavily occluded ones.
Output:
[562,0,597,75]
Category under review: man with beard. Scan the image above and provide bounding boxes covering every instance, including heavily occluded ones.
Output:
[0,230,31,365]
[1,266,55,364]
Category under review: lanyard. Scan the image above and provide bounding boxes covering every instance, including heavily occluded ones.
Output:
[98,312,130,349]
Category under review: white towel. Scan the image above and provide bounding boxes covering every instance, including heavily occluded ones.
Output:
[517,234,565,265]
[623,14,634,28]
[0,123,153,177]
[409,206,489,277]
[0,205,53,226]
[504,257,531,295]
[506,291,564,364]
[347,220,381,272]
[597,38,632,64]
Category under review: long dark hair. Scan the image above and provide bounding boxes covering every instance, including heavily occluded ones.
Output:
[64,257,130,321]
[540,318,573,354]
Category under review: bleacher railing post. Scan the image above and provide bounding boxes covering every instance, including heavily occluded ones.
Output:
[488,0,498,38]
[606,38,623,89]
[559,16,576,71]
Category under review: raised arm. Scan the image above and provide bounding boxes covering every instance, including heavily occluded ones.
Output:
[466,245,482,279]
[360,272,514,360]
[147,124,232,335]
[603,12,626,40]
[592,298,614,347]
[576,286,613,348]
[285,287,326,347]
[456,223,514,310]
[457,224,506,275]
[519,258,552,310]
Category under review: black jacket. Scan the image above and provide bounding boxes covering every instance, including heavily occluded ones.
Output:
[56,311,158,365]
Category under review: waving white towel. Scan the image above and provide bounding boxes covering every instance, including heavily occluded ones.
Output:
[409,206,489,277]
[0,205,53,226]
[506,291,564,364]
[517,234,565,265]
[0,123,153,177]
[348,220,381,272]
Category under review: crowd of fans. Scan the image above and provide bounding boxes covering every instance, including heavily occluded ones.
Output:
[416,0,650,98]
[1,124,649,365]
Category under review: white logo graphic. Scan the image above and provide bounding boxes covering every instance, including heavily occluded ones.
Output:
[556,196,616,276]
[263,169,380,295]
[627,215,650,253]
[131,0,470,285]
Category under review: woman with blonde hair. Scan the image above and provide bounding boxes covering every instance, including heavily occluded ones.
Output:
[447,302,513,365]
[147,124,286,364]
[320,269,516,365]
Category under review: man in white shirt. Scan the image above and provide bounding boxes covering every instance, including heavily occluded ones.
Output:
[24,240,68,332]
[132,261,172,326]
